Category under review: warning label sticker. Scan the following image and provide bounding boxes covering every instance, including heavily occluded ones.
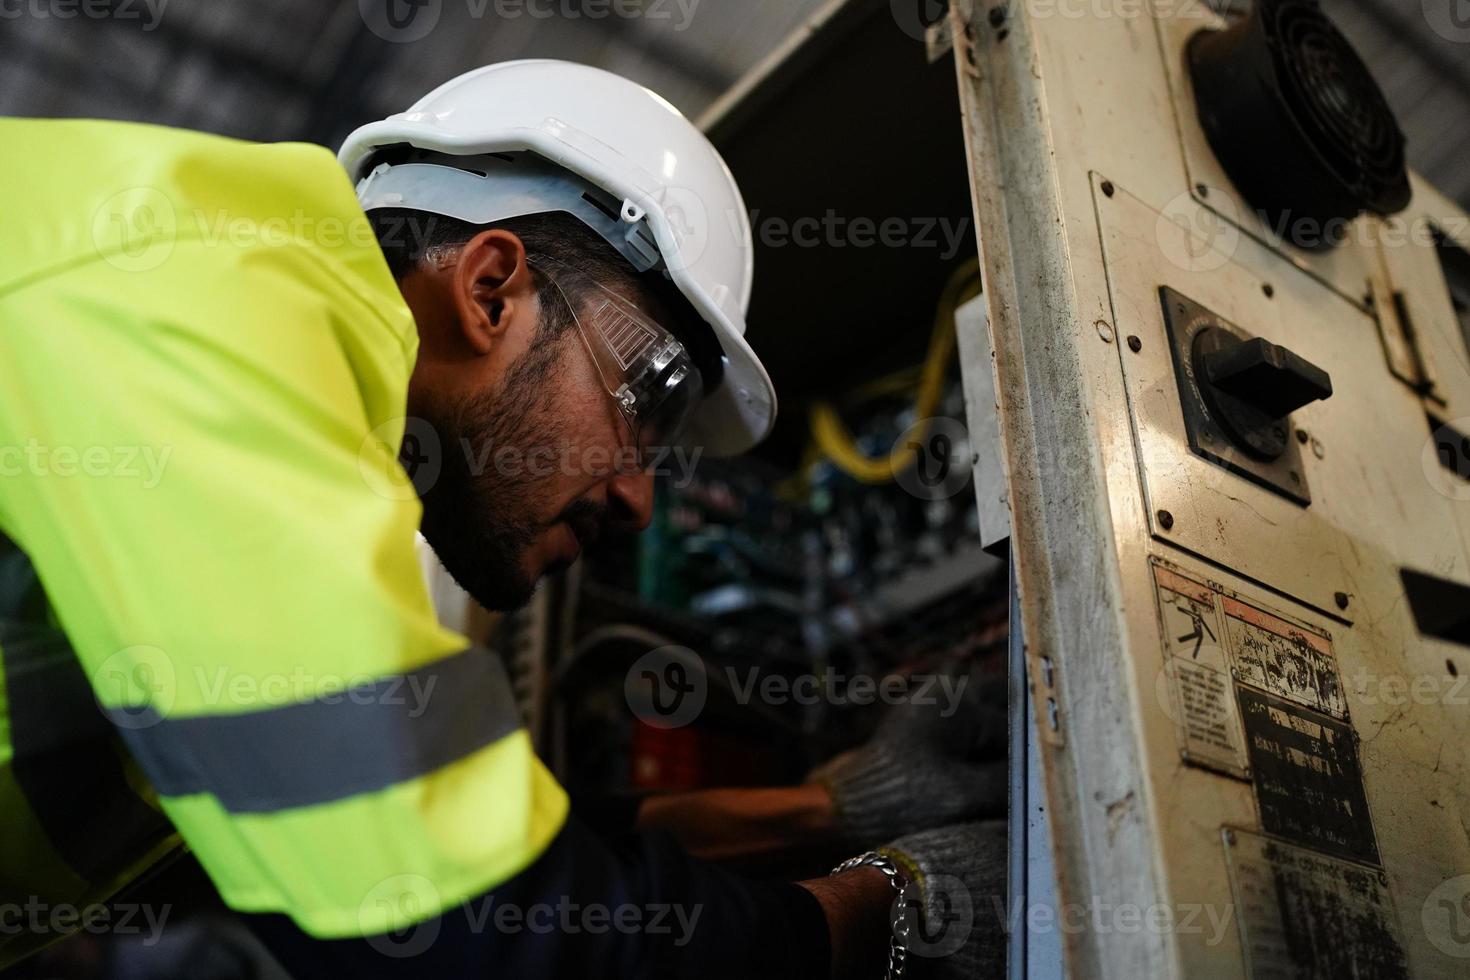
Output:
[1148,558,1351,781]
[1223,829,1407,979]
[1223,597,1346,719]
[1151,562,1248,777]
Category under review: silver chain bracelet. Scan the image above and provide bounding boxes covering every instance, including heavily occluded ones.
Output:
[830,851,911,980]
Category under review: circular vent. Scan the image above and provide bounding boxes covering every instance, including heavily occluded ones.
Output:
[1188,0,1410,246]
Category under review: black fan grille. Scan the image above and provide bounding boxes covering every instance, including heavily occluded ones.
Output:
[1265,0,1408,211]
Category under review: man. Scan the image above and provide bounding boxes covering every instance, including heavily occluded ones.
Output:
[0,61,1003,977]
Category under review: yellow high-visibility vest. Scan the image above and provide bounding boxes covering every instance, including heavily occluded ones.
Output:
[0,118,568,966]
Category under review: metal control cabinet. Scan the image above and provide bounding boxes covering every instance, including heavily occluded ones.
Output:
[953,0,1470,976]
[706,0,1470,975]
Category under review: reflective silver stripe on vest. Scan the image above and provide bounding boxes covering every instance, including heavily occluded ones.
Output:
[109,646,523,814]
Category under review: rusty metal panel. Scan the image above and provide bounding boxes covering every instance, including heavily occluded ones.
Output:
[951,0,1470,975]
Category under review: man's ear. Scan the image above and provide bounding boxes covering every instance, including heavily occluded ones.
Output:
[450,229,537,356]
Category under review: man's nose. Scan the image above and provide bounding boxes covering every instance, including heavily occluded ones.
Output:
[607,470,656,531]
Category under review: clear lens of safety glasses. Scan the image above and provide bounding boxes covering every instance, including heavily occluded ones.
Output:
[531,257,704,462]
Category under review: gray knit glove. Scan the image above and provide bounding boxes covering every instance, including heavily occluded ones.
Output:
[810,665,1006,845]
[881,821,1008,980]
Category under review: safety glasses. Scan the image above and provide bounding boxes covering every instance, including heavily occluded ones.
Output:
[530,255,704,464]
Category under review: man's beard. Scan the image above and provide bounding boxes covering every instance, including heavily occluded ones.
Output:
[414,332,604,613]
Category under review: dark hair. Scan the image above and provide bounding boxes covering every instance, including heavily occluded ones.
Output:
[368,209,638,341]
[367,208,724,388]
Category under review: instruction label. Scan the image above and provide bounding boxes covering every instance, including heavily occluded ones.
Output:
[1151,562,1247,776]
[1237,688,1378,864]
[1223,829,1407,979]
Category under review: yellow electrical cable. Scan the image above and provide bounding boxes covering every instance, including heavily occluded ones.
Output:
[809,259,982,485]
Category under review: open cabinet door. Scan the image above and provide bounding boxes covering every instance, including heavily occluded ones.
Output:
[953,0,1470,975]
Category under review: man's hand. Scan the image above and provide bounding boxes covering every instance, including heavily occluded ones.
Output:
[797,820,1009,980]
[809,662,1007,845]
[882,821,1008,979]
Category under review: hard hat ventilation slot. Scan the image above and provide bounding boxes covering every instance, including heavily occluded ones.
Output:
[581,192,623,223]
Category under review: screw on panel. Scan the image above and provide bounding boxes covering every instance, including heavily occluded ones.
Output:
[1196,184,1210,198]
[988,4,1008,27]
[1101,180,1115,197]
[1335,592,1350,610]
[1127,335,1143,353]
[1262,283,1274,298]
[1297,429,1310,444]
[1157,510,1175,531]
[1448,659,1459,678]
[1224,829,1237,846]
[1096,319,1115,343]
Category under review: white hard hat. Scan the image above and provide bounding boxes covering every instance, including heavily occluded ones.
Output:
[338,59,776,457]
